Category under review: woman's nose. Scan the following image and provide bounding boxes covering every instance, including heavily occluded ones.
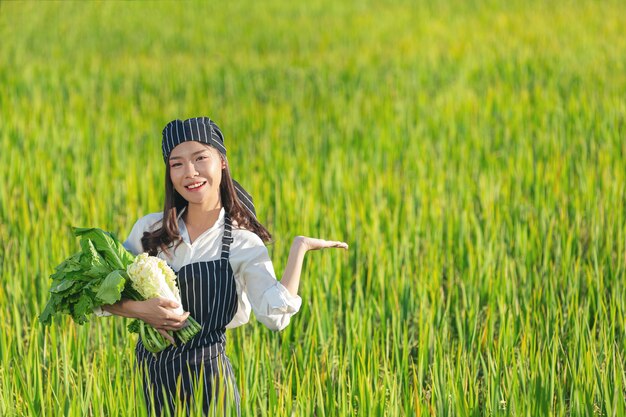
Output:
[184,162,198,177]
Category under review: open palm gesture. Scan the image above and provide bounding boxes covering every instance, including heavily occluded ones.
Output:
[294,236,349,251]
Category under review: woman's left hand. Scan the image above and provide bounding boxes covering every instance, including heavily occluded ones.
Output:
[279,236,349,297]
[294,236,349,251]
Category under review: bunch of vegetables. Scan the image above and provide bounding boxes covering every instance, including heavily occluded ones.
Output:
[39,227,202,354]
[125,253,202,350]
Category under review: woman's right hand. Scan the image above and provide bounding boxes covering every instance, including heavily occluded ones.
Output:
[102,297,191,345]
[133,298,190,331]
[134,298,191,346]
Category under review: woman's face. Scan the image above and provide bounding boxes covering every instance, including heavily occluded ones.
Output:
[168,141,225,208]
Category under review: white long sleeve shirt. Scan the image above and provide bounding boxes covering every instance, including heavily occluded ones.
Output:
[94,207,302,331]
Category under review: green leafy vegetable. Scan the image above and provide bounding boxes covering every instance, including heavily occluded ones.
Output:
[39,228,131,326]
[73,227,135,270]
[39,226,201,355]
[95,270,127,305]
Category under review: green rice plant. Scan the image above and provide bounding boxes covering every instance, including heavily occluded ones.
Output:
[1,0,625,416]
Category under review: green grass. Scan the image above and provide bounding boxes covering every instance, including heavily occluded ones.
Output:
[1,0,625,415]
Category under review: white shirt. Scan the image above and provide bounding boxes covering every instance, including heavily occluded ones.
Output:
[94,207,302,331]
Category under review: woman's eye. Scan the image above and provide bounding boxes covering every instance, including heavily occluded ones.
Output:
[170,163,181,168]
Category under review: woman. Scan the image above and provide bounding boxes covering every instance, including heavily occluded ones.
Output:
[96,117,348,416]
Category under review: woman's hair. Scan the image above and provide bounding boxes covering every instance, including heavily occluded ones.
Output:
[141,148,272,256]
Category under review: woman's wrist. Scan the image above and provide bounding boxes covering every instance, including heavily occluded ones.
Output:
[280,235,348,297]
[292,236,310,251]
[102,299,141,319]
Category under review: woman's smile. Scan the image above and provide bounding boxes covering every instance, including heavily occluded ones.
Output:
[185,181,207,191]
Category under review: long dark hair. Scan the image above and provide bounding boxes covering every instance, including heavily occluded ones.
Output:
[141,150,272,256]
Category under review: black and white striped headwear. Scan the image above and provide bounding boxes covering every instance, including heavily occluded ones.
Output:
[161,117,256,217]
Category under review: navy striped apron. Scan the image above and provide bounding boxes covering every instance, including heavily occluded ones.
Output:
[135,216,240,416]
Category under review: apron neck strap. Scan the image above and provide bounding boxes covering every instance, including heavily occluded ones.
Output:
[220,214,233,260]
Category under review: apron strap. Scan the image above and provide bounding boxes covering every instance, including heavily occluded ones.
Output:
[220,215,233,260]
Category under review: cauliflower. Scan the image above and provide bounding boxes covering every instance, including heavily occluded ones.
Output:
[127,253,184,315]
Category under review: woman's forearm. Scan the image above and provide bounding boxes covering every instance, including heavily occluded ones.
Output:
[279,237,309,297]
[102,299,140,319]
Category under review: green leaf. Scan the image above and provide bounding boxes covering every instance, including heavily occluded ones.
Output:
[39,297,59,326]
[79,239,112,278]
[73,227,135,270]
[108,231,136,266]
[72,292,94,324]
[127,319,141,334]
[52,252,82,274]
[95,270,126,305]
[50,280,74,294]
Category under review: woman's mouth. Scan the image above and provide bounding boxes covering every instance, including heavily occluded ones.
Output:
[185,181,207,192]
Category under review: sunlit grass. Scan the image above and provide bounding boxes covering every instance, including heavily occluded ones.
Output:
[1,0,625,416]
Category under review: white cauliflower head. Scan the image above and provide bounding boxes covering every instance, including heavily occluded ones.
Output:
[127,254,182,312]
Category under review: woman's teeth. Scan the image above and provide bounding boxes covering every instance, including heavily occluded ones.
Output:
[186,182,206,189]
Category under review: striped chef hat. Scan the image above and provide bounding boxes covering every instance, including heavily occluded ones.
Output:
[161,117,256,217]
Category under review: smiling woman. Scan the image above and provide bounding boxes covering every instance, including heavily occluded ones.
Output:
[168,143,225,234]
[95,117,348,416]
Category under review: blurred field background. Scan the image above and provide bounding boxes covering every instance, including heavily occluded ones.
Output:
[1,0,626,416]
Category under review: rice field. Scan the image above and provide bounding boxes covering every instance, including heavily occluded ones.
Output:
[1,0,626,415]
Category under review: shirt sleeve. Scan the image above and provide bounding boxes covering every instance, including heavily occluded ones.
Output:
[122,216,151,257]
[229,234,302,331]
[93,216,152,318]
